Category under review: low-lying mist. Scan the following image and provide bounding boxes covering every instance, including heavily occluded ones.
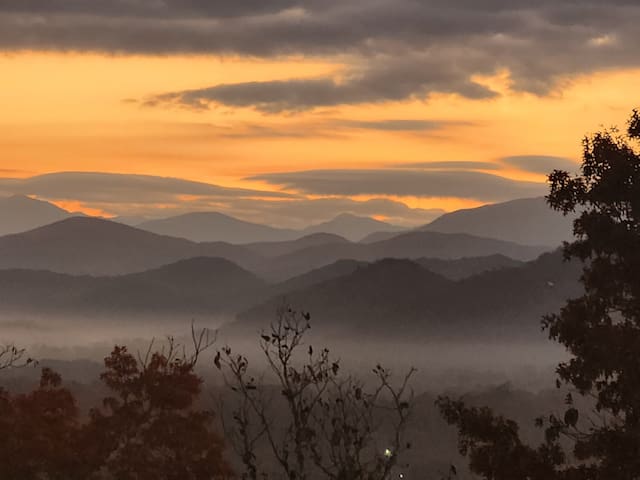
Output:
[0,312,565,393]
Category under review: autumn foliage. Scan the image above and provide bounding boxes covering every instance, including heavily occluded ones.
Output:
[0,344,231,480]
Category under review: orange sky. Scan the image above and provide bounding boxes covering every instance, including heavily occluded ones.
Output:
[1,51,638,223]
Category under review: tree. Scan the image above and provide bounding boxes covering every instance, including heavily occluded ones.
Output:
[438,109,640,479]
[0,368,83,480]
[217,307,415,480]
[85,331,233,480]
[0,330,232,480]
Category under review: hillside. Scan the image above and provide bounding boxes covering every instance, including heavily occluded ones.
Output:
[244,233,350,257]
[415,254,523,280]
[258,230,547,281]
[0,217,263,275]
[233,251,583,341]
[235,258,454,338]
[0,257,268,316]
[269,259,367,296]
[422,197,575,247]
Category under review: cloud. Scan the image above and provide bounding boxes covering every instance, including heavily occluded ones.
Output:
[148,58,496,112]
[395,161,499,170]
[215,197,445,228]
[0,171,442,227]
[337,119,468,132]
[0,172,292,205]
[1,1,639,109]
[210,118,462,139]
[501,155,581,175]
[0,0,305,19]
[248,169,547,201]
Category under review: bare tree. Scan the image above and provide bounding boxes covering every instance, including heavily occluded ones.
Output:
[0,344,34,371]
[216,307,415,480]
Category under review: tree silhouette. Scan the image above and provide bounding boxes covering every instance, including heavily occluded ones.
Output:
[85,332,232,480]
[0,331,232,479]
[437,108,640,479]
[217,307,415,480]
[0,343,34,370]
[0,368,83,480]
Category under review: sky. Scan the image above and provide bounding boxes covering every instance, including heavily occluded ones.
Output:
[0,0,638,228]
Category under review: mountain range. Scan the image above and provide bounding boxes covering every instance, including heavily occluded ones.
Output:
[0,193,581,342]
[0,217,547,279]
[259,230,545,281]
[0,257,266,317]
[0,250,533,317]
[138,211,405,243]
[301,213,404,242]
[0,194,574,247]
[232,250,583,341]
[0,217,263,275]
[0,246,581,343]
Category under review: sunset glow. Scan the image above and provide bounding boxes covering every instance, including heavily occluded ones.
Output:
[1,1,639,226]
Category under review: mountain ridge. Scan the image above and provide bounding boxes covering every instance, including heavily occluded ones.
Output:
[421,197,575,247]
[233,250,583,341]
[0,195,73,236]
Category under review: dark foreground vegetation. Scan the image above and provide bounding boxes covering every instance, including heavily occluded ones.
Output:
[0,332,232,480]
[0,315,416,480]
[438,109,640,479]
[1,109,639,479]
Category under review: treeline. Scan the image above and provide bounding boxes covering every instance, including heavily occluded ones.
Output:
[0,337,231,480]
[0,314,416,480]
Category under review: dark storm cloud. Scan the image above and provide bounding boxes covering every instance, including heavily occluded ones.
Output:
[1,1,640,109]
[0,172,292,204]
[248,169,547,201]
[501,155,581,175]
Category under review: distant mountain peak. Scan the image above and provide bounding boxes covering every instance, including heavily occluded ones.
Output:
[3,194,61,207]
[332,212,371,220]
[0,194,72,236]
[138,210,298,243]
[328,212,389,223]
[303,212,403,241]
[422,196,575,247]
[163,211,237,220]
[6,193,33,201]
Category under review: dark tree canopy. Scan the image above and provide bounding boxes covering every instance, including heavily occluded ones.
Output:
[86,345,232,480]
[438,109,640,479]
[543,108,640,477]
[0,342,232,480]
[0,368,82,480]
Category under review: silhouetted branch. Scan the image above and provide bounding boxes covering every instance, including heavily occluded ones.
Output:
[216,307,415,480]
[0,344,35,370]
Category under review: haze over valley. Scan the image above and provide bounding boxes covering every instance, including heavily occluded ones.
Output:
[0,194,577,381]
